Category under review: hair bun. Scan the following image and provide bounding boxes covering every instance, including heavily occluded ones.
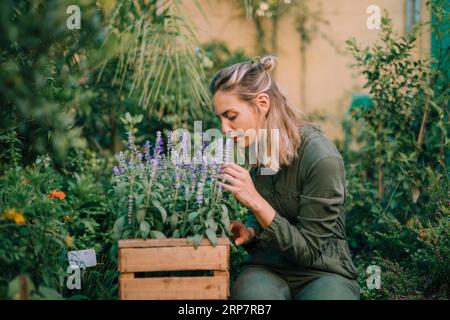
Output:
[260,55,276,72]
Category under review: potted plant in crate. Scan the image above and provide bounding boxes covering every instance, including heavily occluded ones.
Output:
[111,127,237,300]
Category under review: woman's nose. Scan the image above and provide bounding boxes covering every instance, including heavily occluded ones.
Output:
[221,120,232,135]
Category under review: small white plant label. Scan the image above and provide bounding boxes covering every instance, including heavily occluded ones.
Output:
[68,249,97,268]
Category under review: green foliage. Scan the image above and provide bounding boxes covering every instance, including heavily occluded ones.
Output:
[0,151,118,300]
[344,13,449,299]
[110,130,245,248]
[0,0,112,165]
[98,0,211,119]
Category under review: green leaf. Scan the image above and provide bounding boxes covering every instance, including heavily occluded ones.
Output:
[188,233,203,248]
[135,194,145,208]
[188,211,199,221]
[205,218,218,232]
[169,213,179,230]
[112,216,125,240]
[150,230,166,239]
[172,229,180,238]
[33,286,63,300]
[136,209,146,223]
[205,228,217,247]
[140,221,150,239]
[152,199,167,223]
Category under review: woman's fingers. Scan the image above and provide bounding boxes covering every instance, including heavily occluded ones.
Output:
[223,162,243,171]
[219,165,242,178]
[217,182,238,193]
[218,173,239,185]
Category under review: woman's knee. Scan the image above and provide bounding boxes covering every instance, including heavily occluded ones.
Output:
[231,266,291,300]
[295,275,360,300]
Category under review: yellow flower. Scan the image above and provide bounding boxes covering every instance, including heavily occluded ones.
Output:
[64,235,74,248]
[63,215,72,222]
[3,208,26,225]
[13,213,26,225]
[406,218,414,227]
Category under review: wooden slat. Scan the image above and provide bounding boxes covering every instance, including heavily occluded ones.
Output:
[119,245,228,272]
[120,276,229,300]
[214,271,230,298]
[119,237,229,248]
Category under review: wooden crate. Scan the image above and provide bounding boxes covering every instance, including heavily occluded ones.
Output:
[118,237,230,300]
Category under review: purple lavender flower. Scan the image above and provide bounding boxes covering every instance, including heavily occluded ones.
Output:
[184,182,191,200]
[167,131,173,154]
[136,152,143,163]
[113,166,122,177]
[196,164,207,206]
[155,131,163,156]
[150,158,157,179]
[144,140,152,164]
[127,131,135,150]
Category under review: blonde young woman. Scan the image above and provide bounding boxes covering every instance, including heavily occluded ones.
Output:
[210,56,360,300]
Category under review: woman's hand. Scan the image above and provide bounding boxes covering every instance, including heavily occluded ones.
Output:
[218,163,260,211]
[230,220,255,246]
[218,163,276,229]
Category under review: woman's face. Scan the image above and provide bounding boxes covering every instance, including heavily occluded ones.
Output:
[213,90,269,148]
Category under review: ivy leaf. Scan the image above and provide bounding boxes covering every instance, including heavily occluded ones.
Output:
[152,199,167,223]
[205,228,217,247]
[140,221,150,239]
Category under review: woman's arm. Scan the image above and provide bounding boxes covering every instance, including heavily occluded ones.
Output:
[220,154,346,267]
[257,155,345,266]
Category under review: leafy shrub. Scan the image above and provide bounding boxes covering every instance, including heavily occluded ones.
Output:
[344,12,449,299]
[0,150,119,300]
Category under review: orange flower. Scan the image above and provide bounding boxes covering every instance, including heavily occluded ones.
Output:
[48,190,66,200]
[3,208,26,225]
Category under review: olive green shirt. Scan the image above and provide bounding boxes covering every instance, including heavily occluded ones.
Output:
[242,124,358,282]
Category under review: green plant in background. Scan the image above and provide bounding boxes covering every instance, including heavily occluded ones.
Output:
[98,0,211,121]
[0,0,115,166]
[344,8,449,299]
[0,151,120,300]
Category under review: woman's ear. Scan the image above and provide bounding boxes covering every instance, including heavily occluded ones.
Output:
[255,93,270,116]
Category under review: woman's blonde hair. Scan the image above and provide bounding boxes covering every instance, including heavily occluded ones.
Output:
[210,55,313,167]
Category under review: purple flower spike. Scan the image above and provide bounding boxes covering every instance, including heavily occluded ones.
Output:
[113,166,121,177]
[155,131,164,156]
[127,131,135,150]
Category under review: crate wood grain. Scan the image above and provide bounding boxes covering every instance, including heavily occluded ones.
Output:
[118,238,230,300]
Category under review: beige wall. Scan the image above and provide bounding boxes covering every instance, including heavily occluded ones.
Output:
[185,0,431,140]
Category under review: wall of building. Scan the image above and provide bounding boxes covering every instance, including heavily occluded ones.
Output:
[185,0,431,139]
